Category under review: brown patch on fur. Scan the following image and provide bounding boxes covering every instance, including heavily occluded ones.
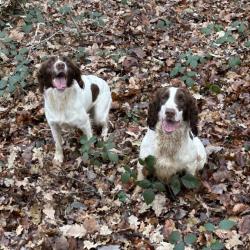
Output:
[176,88,198,136]
[91,84,99,102]
[62,57,84,88]
[147,88,169,130]
[37,56,84,93]
[37,56,57,93]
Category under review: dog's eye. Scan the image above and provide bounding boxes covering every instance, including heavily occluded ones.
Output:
[177,94,184,102]
[161,92,169,102]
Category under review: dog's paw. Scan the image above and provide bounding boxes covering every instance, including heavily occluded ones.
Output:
[101,128,108,141]
[53,152,64,164]
[101,133,108,141]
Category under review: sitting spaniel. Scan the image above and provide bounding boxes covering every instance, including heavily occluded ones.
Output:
[37,56,112,163]
[135,87,207,193]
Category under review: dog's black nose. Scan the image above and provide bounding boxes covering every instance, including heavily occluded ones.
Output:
[56,62,65,70]
[165,108,176,119]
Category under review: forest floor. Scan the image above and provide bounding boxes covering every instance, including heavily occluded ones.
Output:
[0,0,249,249]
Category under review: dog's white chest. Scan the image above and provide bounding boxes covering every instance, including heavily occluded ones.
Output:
[154,151,186,181]
[44,84,88,126]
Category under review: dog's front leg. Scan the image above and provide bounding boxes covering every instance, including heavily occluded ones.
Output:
[50,123,64,163]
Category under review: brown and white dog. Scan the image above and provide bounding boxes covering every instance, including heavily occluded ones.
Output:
[37,56,112,163]
[135,87,206,193]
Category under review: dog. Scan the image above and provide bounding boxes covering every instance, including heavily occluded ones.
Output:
[37,56,112,163]
[135,86,207,194]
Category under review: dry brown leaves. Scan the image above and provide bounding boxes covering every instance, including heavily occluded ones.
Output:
[0,0,249,249]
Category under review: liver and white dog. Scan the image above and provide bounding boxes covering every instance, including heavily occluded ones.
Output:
[135,87,206,193]
[37,56,112,163]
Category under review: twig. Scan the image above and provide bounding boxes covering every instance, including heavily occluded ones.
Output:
[27,22,42,58]
[27,30,64,49]
[70,16,80,33]
[27,23,42,46]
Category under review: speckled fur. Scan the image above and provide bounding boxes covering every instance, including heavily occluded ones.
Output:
[134,87,207,195]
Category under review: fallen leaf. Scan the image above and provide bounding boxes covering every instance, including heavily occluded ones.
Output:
[15,178,29,187]
[43,203,55,221]
[98,245,121,250]
[213,170,231,182]
[131,48,146,59]
[44,192,54,202]
[162,219,175,239]
[68,237,77,250]
[166,58,175,67]
[156,242,174,250]
[60,224,87,238]
[150,225,164,243]
[128,215,140,230]
[211,183,227,194]
[54,236,69,250]
[225,233,243,249]
[206,145,223,155]
[239,215,250,235]
[16,111,32,125]
[30,204,42,225]
[21,146,33,163]
[3,178,14,187]
[232,203,249,215]
[9,29,24,41]
[152,194,167,216]
[83,216,99,233]
[122,56,138,71]
[32,147,43,167]
[84,240,99,250]
[99,225,112,236]
[16,225,23,236]
[7,146,19,169]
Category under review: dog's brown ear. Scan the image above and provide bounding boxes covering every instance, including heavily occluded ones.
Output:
[147,89,163,130]
[189,96,199,136]
[65,58,84,88]
[183,89,199,136]
[37,60,50,93]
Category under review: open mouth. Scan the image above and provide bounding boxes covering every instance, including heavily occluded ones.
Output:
[161,119,180,133]
[52,72,67,90]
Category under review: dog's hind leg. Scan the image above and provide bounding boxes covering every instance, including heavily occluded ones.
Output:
[94,94,111,140]
[77,117,93,140]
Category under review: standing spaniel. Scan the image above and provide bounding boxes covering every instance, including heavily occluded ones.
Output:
[37,56,112,163]
[135,87,207,192]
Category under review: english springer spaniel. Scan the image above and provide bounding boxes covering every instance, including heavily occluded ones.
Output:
[37,56,112,163]
[135,87,207,193]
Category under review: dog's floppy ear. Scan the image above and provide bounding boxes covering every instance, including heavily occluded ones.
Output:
[183,89,199,136]
[147,89,162,130]
[65,58,84,88]
[37,60,50,93]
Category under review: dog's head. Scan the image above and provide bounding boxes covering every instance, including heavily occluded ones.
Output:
[37,56,84,92]
[147,87,199,136]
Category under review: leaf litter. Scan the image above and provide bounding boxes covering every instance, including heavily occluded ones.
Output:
[0,0,249,249]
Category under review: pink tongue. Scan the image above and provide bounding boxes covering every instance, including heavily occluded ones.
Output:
[53,77,66,90]
[162,120,179,133]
